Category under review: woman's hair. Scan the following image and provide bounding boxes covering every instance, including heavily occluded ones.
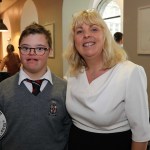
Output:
[7,44,15,53]
[18,22,52,48]
[64,9,128,76]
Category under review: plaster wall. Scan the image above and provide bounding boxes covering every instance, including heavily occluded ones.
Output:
[124,0,150,105]
[62,0,93,76]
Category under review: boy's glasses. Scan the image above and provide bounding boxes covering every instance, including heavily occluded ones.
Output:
[18,46,49,56]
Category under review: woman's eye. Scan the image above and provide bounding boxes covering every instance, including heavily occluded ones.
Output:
[76,30,82,34]
[91,28,98,32]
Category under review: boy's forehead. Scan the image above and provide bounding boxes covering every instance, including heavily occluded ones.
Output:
[21,34,46,40]
[20,34,48,45]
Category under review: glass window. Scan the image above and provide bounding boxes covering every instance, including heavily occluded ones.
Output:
[97,0,122,35]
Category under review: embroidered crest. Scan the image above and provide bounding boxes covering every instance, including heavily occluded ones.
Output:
[49,101,57,116]
[0,111,7,139]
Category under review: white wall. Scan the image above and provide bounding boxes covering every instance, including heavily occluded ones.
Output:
[62,0,94,76]
[21,0,38,31]
[2,15,11,57]
[115,0,123,32]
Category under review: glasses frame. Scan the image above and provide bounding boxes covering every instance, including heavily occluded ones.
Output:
[18,46,49,56]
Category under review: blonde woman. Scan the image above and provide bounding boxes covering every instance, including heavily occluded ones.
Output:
[64,9,150,150]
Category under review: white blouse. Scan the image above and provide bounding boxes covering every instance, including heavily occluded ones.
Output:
[66,61,150,142]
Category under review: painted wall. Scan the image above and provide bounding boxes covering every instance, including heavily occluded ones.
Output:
[124,0,150,106]
[20,0,38,32]
[62,0,93,77]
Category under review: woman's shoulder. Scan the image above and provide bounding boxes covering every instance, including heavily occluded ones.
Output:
[118,60,146,76]
[119,60,143,69]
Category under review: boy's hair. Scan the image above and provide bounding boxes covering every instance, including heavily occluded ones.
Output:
[19,22,52,48]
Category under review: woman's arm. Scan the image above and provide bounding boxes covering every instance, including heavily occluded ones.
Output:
[0,59,6,71]
[131,141,148,150]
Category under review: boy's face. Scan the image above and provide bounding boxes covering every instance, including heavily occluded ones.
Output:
[19,33,50,78]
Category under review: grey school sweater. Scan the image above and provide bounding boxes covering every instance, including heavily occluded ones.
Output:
[0,72,72,150]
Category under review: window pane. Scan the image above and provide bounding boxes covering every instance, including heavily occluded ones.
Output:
[104,17,121,35]
[102,1,120,18]
[99,1,121,35]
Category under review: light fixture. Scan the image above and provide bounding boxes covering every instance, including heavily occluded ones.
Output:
[0,19,8,32]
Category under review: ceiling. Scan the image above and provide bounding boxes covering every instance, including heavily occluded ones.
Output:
[0,0,18,15]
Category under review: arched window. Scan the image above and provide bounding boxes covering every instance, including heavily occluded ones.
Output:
[97,0,122,35]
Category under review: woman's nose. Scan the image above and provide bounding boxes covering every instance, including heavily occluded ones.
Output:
[83,30,91,38]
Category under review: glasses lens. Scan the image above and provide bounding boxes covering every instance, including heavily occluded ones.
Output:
[19,47,29,55]
[35,47,46,55]
[18,47,48,56]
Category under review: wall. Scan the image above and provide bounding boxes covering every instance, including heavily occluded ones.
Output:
[124,0,150,105]
[0,0,63,77]
[62,0,93,77]
[20,0,38,31]
[33,0,63,77]
[1,15,11,57]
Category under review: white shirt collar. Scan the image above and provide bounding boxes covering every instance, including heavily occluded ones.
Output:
[18,67,53,85]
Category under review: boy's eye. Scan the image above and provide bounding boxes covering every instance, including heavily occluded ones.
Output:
[22,47,29,51]
[35,47,44,51]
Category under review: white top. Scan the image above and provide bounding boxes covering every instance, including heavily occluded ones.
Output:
[66,61,150,142]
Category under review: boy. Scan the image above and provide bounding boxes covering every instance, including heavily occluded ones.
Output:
[0,22,71,150]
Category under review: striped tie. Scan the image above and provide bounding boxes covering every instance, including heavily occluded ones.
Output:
[26,79,44,96]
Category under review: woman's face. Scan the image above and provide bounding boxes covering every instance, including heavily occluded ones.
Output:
[74,23,105,61]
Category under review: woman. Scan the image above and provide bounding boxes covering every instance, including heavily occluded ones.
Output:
[64,9,150,150]
[0,44,21,76]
